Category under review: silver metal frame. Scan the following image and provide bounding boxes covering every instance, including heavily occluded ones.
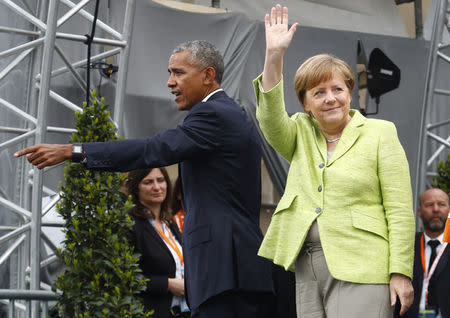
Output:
[415,0,450,212]
[0,0,136,316]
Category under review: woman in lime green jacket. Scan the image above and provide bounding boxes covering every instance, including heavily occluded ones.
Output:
[255,5,415,318]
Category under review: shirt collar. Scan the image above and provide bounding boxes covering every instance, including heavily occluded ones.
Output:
[424,232,444,245]
[202,88,223,102]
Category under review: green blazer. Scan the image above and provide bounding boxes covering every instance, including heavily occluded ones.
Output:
[254,75,415,284]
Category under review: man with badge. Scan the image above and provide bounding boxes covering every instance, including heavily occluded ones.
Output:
[398,188,449,318]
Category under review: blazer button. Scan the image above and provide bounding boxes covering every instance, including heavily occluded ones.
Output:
[319,163,325,168]
[318,185,322,192]
[315,207,322,214]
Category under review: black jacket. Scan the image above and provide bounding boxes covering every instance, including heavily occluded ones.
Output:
[131,216,183,318]
[398,232,449,318]
[84,91,274,311]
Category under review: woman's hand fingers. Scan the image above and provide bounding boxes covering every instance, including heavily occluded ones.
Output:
[262,4,298,90]
[270,6,276,26]
[265,4,298,54]
[389,273,414,316]
[276,4,282,25]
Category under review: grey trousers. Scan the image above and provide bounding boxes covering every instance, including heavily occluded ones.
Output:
[295,223,393,318]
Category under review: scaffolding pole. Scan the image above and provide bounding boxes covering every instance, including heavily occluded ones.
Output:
[29,0,59,316]
[0,0,136,316]
[415,0,450,213]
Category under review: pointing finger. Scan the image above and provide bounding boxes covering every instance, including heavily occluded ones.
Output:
[14,145,38,158]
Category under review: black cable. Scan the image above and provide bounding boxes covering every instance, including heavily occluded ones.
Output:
[362,96,380,116]
[97,69,103,98]
[84,0,101,104]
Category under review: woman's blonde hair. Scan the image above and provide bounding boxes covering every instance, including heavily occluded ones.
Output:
[294,54,355,108]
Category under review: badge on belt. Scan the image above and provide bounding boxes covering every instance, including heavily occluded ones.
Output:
[419,309,436,318]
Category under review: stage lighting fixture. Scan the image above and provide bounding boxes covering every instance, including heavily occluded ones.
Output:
[101,63,119,78]
[357,40,401,116]
[367,49,401,102]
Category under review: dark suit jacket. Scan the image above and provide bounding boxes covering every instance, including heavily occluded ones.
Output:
[399,232,450,318]
[131,217,182,317]
[83,91,274,310]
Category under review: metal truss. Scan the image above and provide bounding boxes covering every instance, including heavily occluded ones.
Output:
[0,0,136,316]
[415,0,450,207]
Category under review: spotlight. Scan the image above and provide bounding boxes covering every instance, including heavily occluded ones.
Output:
[367,48,401,101]
[357,40,401,116]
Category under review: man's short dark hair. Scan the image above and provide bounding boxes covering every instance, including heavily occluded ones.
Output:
[173,40,224,84]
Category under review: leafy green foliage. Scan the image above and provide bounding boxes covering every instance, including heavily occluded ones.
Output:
[53,91,150,317]
[432,153,450,194]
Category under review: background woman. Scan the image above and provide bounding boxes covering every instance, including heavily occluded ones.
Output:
[254,4,415,318]
[127,167,189,318]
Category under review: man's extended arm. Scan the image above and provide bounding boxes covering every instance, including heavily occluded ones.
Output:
[14,144,73,169]
[15,103,222,171]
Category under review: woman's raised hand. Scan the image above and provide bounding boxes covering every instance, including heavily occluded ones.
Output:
[262,4,298,91]
[265,4,298,55]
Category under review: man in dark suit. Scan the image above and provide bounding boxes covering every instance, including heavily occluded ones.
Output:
[398,188,449,318]
[15,41,274,318]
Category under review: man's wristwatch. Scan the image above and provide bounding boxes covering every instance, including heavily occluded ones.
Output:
[71,143,84,162]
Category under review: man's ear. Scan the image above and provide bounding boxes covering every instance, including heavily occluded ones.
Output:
[203,66,216,85]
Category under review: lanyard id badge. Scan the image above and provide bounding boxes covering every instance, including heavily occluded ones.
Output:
[418,309,436,318]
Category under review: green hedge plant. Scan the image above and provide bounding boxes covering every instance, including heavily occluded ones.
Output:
[432,153,450,194]
[53,91,150,317]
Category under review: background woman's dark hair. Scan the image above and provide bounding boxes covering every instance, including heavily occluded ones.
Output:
[126,167,172,220]
[171,177,183,215]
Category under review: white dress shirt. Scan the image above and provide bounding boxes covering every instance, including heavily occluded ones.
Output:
[419,232,444,318]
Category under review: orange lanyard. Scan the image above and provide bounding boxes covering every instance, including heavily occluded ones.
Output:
[155,223,183,265]
[174,209,184,232]
[420,233,426,273]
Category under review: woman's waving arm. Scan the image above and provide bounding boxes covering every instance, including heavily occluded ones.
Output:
[261,4,298,91]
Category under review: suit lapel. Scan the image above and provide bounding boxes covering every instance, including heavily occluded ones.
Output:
[169,222,182,244]
[327,110,366,166]
[432,243,449,278]
[310,118,328,162]
[145,219,174,259]
[414,234,424,295]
